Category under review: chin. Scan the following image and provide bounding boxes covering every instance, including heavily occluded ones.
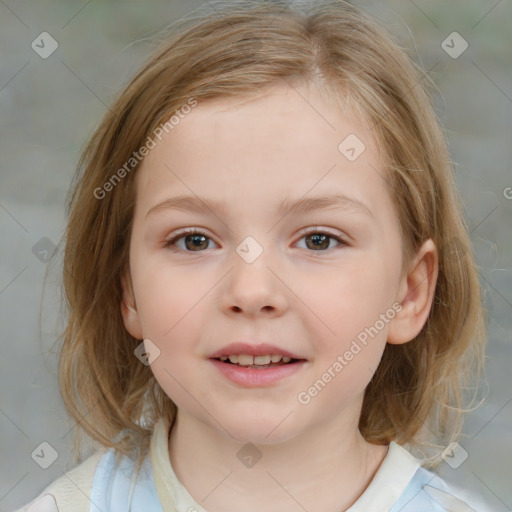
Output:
[217,412,301,446]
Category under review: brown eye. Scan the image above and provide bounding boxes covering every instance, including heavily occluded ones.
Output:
[165,228,346,254]
[165,230,214,252]
[183,234,210,251]
[305,233,330,250]
[298,230,345,251]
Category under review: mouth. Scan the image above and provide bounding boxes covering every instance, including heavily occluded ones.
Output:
[213,354,304,369]
[208,343,308,387]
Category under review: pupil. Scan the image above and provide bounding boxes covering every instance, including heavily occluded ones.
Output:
[186,234,208,251]
[307,234,329,250]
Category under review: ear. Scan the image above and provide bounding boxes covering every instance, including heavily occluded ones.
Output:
[387,238,438,345]
[120,270,143,340]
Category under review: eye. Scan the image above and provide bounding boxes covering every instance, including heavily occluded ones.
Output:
[165,229,216,252]
[165,228,347,253]
[296,229,346,251]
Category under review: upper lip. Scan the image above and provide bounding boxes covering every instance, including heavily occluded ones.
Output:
[208,342,305,360]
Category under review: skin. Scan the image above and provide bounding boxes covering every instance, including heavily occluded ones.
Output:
[121,81,438,512]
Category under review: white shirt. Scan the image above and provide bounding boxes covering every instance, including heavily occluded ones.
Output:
[13,416,493,512]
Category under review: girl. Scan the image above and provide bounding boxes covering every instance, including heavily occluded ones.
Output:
[14,1,490,511]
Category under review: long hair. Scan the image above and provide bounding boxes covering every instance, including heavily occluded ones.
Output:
[58,0,486,474]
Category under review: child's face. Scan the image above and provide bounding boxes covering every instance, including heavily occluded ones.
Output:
[123,82,407,443]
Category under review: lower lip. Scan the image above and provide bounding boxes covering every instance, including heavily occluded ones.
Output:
[210,359,306,387]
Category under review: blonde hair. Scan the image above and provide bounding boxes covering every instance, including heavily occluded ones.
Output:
[58,0,486,474]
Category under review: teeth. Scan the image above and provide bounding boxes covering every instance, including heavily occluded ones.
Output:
[237,354,254,366]
[254,355,271,365]
[220,354,294,366]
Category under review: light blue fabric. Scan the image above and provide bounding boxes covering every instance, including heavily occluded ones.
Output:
[90,449,163,512]
[390,466,467,511]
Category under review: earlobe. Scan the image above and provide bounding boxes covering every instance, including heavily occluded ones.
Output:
[387,239,438,345]
[120,271,144,340]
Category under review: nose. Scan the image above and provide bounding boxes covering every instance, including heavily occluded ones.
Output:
[220,247,289,318]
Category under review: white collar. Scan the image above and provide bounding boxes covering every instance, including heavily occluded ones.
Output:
[345,441,421,511]
[150,416,421,512]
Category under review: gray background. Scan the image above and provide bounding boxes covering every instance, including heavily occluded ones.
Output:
[1,1,511,511]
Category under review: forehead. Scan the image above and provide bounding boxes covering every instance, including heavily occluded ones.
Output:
[159,83,370,154]
[134,82,389,218]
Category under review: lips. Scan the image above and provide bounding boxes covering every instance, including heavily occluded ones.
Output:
[220,354,292,367]
[208,342,304,361]
[208,342,307,387]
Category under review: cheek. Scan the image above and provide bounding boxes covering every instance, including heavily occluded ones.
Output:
[130,248,211,346]
[300,254,399,348]
[131,249,207,333]
[307,348,384,414]
[138,297,211,412]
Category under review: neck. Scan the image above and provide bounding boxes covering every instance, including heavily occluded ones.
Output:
[168,402,389,512]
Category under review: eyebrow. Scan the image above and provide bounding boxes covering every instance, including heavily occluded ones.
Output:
[145,193,373,219]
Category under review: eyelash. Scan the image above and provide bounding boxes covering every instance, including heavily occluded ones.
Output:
[164,228,348,253]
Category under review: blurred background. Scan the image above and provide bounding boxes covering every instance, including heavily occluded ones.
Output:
[1,1,511,510]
